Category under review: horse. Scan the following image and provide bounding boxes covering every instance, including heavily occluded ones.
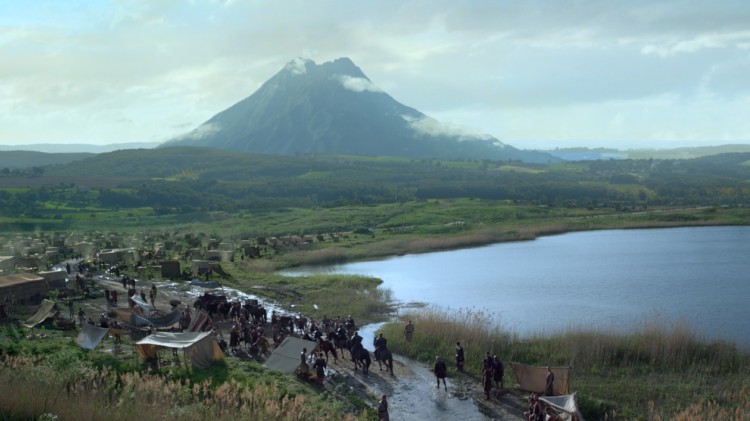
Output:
[193,293,228,320]
[318,338,338,363]
[245,304,267,324]
[374,346,394,375]
[349,341,371,374]
[328,330,348,358]
[277,315,295,333]
[216,301,231,321]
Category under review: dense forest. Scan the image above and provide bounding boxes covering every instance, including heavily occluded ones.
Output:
[1,147,749,220]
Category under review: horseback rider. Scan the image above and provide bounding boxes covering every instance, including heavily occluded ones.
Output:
[345,314,355,331]
[335,323,348,339]
[352,330,363,345]
[313,326,324,341]
[373,333,387,358]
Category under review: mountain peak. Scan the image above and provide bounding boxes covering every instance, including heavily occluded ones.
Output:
[281,57,366,79]
[162,58,559,163]
[282,57,314,75]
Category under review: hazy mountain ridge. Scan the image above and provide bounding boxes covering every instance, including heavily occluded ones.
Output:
[0,150,95,169]
[0,142,161,154]
[3,142,749,169]
[543,144,750,160]
[161,57,558,163]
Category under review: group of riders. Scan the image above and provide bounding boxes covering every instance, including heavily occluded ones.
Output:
[218,306,394,378]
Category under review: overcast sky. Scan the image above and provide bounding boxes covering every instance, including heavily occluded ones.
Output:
[2,0,749,150]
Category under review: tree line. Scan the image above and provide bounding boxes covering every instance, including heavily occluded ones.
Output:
[1,147,749,219]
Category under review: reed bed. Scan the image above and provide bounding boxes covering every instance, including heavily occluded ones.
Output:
[0,354,368,421]
[378,307,516,373]
[378,307,750,420]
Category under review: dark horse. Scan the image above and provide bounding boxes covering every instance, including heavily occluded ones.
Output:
[374,346,394,375]
[327,330,348,358]
[348,341,371,373]
[318,338,338,362]
[193,293,228,320]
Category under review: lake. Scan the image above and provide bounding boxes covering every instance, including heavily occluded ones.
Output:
[282,226,750,346]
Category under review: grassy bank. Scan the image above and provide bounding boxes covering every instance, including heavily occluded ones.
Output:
[377,307,750,420]
[215,265,395,327]
[0,321,373,421]
[268,205,750,269]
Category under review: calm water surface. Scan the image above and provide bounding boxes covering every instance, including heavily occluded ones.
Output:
[283,226,750,346]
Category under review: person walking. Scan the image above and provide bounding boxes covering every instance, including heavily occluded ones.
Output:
[482,351,493,374]
[482,368,493,400]
[545,366,555,396]
[434,356,448,390]
[455,342,465,372]
[377,395,389,421]
[404,320,414,342]
[492,355,504,390]
[313,353,327,384]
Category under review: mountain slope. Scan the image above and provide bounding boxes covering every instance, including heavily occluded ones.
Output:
[162,58,558,163]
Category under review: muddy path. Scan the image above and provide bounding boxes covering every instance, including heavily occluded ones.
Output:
[326,326,528,420]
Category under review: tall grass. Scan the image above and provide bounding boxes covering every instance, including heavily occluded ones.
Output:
[0,354,369,421]
[378,307,516,372]
[378,307,750,420]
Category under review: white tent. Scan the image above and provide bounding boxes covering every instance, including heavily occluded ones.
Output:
[135,331,223,368]
[129,294,154,314]
[264,336,318,374]
[539,393,585,421]
[22,299,57,329]
[76,323,110,350]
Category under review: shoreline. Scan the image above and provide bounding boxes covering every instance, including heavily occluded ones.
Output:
[277,207,748,269]
[278,221,750,351]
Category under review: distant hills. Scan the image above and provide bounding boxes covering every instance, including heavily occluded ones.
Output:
[161,57,558,163]
[543,144,750,161]
[0,150,94,169]
[3,141,750,170]
[0,142,161,154]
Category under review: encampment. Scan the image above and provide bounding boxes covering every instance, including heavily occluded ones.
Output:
[135,331,223,369]
[264,336,318,374]
[510,362,570,395]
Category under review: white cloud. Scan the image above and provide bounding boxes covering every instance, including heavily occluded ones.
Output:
[337,75,382,93]
[178,122,221,141]
[402,114,495,142]
[285,57,309,75]
[640,31,750,57]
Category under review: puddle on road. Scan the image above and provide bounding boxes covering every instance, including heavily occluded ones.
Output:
[359,324,501,421]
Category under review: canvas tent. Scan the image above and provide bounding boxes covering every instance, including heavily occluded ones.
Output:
[510,363,570,395]
[264,336,318,374]
[129,294,153,314]
[109,308,181,328]
[22,298,57,329]
[187,309,211,332]
[539,393,585,421]
[76,323,110,350]
[135,331,223,369]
